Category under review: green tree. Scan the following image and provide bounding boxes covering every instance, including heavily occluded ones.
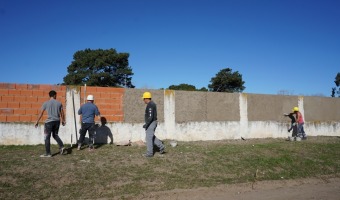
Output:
[331,72,340,97]
[198,87,208,91]
[208,68,245,92]
[167,84,208,91]
[168,84,196,91]
[63,48,135,88]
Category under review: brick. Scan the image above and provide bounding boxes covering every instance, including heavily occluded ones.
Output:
[0,115,6,122]
[111,93,124,99]
[0,102,7,108]
[0,89,8,95]
[20,90,33,96]
[14,96,26,102]
[100,104,111,110]
[112,110,124,116]
[0,83,15,89]
[8,102,20,108]
[13,109,26,115]
[1,96,14,102]
[0,108,13,114]
[106,115,123,122]
[59,85,67,91]
[7,115,20,122]
[96,87,113,93]
[111,104,122,110]
[26,109,39,115]
[103,99,119,104]
[100,93,111,99]
[20,103,31,109]
[99,110,110,115]
[39,84,53,91]
[8,90,21,96]
[38,97,48,103]
[31,103,42,110]
[20,115,32,122]
[15,84,28,90]
[27,84,40,90]
[32,90,44,97]
[26,96,38,102]
[82,86,97,93]
[94,99,105,104]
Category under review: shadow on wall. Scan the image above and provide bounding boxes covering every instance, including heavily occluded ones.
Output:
[94,117,113,144]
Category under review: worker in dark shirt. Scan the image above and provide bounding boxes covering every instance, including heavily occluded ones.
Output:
[142,92,165,157]
[284,111,298,140]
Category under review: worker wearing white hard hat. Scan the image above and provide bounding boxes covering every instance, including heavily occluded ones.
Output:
[77,94,101,150]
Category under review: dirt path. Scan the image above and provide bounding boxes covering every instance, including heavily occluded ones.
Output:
[141,176,340,200]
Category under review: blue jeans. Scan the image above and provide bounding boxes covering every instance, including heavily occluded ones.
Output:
[297,123,306,138]
[44,121,64,154]
[78,123,95,147]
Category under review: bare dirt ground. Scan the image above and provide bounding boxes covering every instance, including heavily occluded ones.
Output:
[141,176,340,200]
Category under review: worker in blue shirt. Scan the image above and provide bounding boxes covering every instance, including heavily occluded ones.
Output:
[77,94,101,151]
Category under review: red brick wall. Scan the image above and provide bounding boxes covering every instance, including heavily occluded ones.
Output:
[0,83,124,123]
[0,83,66,123]
[80,86,124,122]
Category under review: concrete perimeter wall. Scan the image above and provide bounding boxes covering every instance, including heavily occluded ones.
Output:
[1,83,339,145]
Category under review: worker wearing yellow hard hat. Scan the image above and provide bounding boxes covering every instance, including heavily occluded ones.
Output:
[292,106,307,140]
[142,92,165,157]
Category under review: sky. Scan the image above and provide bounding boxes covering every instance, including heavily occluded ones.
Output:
[0,0,339,96]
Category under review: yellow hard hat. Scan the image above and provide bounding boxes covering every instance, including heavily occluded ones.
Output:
[142,92,152,99]
[293,107,299,112]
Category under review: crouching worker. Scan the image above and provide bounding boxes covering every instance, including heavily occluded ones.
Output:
[284,112,298,141]
[142,92,165,157]
[77,95,101,151]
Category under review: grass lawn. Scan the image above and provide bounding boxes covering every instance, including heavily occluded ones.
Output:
[0,136,339,199]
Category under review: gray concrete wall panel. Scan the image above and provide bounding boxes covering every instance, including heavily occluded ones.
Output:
[123,89,164,123]
[207,92,240,121]
[175,91,207,123]
[304,96,340,121]
[247,94,297,121]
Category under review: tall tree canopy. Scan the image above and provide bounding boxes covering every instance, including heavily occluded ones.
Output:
[63,48,135,88]
[331,72,340,97]
[167,83,208,91]
[208,68,245,92]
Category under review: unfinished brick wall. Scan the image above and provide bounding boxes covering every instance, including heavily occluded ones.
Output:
[0,83,66,123]
[0,83,124,123]
[79,86,124,122]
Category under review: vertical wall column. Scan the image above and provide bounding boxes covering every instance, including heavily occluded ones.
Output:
[298,96,304,121]
[164,90,176,139]
[239,93,249,139]
[65,88,81,145]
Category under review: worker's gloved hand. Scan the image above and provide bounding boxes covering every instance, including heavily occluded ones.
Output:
[143,124,147,129]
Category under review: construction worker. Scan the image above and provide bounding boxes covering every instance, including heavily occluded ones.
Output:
[142,92,165,157]
[284,110,298,141]
[293,107,307,140]
[35,90,66,157]
[77,94,101,151]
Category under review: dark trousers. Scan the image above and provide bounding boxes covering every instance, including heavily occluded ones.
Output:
[44,121,64,154]
[78,123,95,147]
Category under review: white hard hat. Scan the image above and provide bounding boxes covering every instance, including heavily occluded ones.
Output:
[87,95,94,101]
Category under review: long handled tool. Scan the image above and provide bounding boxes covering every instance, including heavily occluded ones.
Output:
[72,90,78,143]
